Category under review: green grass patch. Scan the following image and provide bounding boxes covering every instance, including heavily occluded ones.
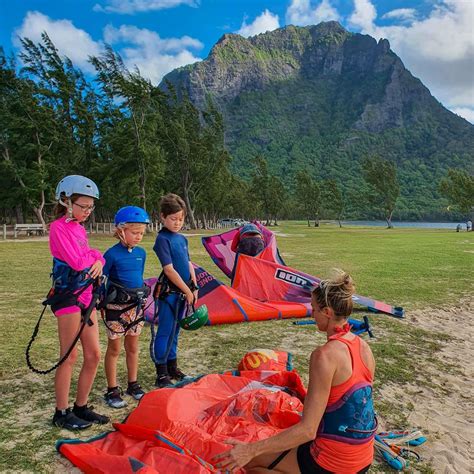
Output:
[0,221,472,472]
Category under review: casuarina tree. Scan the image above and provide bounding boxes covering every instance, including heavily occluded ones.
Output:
[294,171,321,227]
[439,169,474,217]
[362,155,400,228]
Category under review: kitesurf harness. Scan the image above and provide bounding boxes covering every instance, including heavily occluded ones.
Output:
[317,327,377,443]
[26,259,99,375]
[317,382,378,443]
[99,279,151,335]
[152,271,198,303]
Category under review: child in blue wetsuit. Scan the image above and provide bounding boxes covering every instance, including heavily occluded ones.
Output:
[152,193,198,388]
[102,206,150,408]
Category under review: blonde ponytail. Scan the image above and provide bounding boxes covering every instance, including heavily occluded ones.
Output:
[312,269,355,318]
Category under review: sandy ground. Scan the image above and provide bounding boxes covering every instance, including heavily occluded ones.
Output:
[379,299,474,473]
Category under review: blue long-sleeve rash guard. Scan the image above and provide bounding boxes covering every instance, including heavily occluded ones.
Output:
[103,243,146,288]
[153,228,191,282]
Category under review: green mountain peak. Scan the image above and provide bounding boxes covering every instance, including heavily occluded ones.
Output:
[161,22,473,220]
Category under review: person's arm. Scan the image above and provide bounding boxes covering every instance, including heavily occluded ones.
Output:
[163,264,194,303]
[89,248,106,266]
[162,264,190,294]
[102,250,113,278]
[154,236,193,302]
[213,347,337,471]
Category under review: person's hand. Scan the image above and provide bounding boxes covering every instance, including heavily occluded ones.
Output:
[212,440,256,471]
[185,289,194,305]
[88,260,103,279]
[193,289,199,304]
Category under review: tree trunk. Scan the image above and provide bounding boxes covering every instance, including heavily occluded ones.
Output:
[132,110,147,211]
[183,187,197,229]
[307,218,310,227]
[386,210,394,229]
[15,205,24,224]
[139,173,147,211]
[32,189,47,230]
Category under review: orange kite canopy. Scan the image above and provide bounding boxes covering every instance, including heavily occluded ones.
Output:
[57,352,306,473]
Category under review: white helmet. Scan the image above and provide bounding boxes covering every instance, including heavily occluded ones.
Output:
[55,175,100,200]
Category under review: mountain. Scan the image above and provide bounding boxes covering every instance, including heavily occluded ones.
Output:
[161,22,474,220]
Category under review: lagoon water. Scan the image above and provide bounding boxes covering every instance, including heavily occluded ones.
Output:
[342,221,465,229]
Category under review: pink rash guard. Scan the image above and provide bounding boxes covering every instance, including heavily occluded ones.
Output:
[49,216,105,315]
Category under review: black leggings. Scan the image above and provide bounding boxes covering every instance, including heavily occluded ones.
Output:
[267,442,371,473]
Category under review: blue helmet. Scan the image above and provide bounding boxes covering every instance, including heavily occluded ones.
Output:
[240,223,262,237]
[114,206,150,226]
[55,175,99,200]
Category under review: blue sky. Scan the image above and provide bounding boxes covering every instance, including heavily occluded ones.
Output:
[1,1,473,122]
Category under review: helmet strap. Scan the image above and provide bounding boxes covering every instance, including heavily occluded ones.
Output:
[117,227,133,252]
[59,197,76,222]
[67,199,75,220]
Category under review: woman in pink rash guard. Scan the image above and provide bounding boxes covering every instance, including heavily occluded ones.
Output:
[49,175,109,430]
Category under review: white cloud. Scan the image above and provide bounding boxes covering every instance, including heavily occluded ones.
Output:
[381,8,416,23]
[12,11,103,72]
[347,0,474,111]
[93,0,198,14]
[13,11,203,84]
[103,24,203,83]
[348,0,377,31]
[236,9,280,38]
[286,0,340,26]
[450,107,474,124]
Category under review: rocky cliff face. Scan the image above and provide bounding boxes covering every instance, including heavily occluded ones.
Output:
[164,21,443,133]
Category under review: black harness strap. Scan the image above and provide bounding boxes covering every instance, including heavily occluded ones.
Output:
[26,279,99,375]
[101,304,146,335]
[100,282,151,335]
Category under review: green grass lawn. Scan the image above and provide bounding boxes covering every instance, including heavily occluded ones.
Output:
[0,221,472,472]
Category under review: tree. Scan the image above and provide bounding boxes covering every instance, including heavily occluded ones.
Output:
[189,98,232,227]
[362,155,400,228]
[250,156,270,221]
[3,33,106,225]
[91,46,165,212]
[267,175,287,225]
[159,93,231,228]
[439,169,474,216]
[294,171,321,227]
[0,46,56,228]
[322,179,344,227]
[20,34,102,176]
[250,156,286,224]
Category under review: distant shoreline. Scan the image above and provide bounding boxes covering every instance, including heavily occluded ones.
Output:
[341,220,468,229]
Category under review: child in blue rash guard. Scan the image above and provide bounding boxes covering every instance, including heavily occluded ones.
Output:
[152,193,198,388]
[103,206,150,408]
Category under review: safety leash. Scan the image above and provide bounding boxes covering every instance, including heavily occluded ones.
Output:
[375,429,426,470]
[25,280,99,375]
